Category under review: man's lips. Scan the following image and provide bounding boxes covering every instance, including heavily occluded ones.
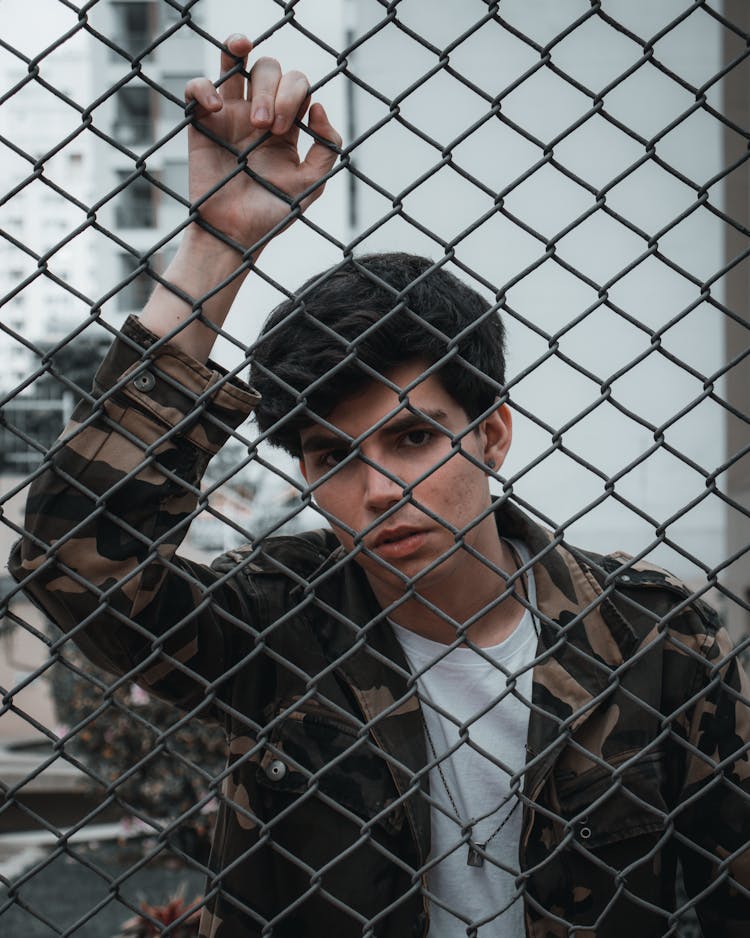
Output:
[369,526,428,558]
[372,526,425,548]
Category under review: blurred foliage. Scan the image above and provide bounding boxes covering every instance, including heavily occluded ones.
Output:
[48,635,226,861]
[115,889,202,938]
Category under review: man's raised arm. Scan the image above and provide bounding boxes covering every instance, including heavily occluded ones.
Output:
[7,35,340,710]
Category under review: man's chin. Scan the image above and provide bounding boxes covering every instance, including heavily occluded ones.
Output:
[358,552,449,597]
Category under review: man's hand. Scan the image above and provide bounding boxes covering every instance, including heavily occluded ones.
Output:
[185,34,341,251]
[138,34,341,363]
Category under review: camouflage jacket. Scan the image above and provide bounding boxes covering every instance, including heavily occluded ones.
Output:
[9,317,750,937]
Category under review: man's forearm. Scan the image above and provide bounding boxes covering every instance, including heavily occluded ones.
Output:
[137,34,339,366]
[139,224,254,364]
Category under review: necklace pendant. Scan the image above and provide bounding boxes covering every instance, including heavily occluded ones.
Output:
[467,842,485,867]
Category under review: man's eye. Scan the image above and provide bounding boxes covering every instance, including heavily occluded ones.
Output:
[319,449,348,468]
[401,429,433,448]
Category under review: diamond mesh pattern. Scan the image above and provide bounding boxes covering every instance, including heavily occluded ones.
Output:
[1,2,748,937]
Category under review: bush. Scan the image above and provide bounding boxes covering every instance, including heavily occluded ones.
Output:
[115,890,202,938]
[48,636,226,860]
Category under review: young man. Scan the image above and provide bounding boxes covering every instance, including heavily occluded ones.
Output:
[9,36,750,938]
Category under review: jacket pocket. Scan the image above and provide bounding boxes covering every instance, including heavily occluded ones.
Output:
[256,702,406,836]
[527,751,674,932]
[554,749,667,850]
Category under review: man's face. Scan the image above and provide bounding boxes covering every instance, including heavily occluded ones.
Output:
[298,360,512,605]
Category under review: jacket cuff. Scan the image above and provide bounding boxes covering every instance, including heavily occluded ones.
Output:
[93,315,261,455]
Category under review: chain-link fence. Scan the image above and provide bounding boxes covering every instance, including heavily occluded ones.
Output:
[1,1,749,936]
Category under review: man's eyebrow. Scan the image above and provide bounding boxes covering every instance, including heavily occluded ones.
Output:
[300,431,352,454]
[383,409,449,435]
[300,409,449,454]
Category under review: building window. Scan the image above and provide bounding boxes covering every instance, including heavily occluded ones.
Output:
[114,85,153,146]
[160,3,195,30]
[117,253,153,312]
[162,159,189,201]
[157,73,192,111]
[115,171,157,228]
[111,2,153,57]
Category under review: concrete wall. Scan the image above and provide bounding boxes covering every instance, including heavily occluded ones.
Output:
[722,0,750,641]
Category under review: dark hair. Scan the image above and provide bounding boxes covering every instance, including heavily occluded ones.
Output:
[250,253,506,457]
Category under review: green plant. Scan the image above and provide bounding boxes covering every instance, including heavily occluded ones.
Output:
[48,636,226,860]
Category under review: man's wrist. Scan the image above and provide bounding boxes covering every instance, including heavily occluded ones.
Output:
[179,221,262,267]
[137,223,259,363]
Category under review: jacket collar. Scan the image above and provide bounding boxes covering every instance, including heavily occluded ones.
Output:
[313,497,641,861]
[496,500,640,798]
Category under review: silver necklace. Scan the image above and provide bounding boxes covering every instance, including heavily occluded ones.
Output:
[422,717,520,867]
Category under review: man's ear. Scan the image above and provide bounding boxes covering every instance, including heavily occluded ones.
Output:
[299,458,309,483]
[482,402,512,471]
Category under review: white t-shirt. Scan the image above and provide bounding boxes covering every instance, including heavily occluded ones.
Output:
[390,540,537,937]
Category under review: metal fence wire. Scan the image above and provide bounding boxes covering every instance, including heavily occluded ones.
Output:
[1,1,749,936]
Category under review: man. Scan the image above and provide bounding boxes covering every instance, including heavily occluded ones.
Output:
[9,35,750,937]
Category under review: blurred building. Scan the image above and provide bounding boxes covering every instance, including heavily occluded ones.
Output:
[0,6,94,392]
[0,1,195,473]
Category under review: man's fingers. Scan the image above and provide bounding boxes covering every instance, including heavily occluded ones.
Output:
[185,76,223,116]
[271,70,311,136]
[300,103,342,195]
[248,57,283,129]
[219,34,253,101]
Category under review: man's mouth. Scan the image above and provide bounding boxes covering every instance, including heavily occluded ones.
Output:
[370,526,427,558]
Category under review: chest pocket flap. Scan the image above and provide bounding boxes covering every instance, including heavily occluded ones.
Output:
[256,702,406,836]
[554,749,667,850]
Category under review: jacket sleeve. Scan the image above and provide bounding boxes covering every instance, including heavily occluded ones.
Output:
[7,315,264,716]
[676,612,750,935]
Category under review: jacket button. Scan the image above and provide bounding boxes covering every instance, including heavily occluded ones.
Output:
[133,371,156,392]
[579,825,592,840]
[266,759,287,781]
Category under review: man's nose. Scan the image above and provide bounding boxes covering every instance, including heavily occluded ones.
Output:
[361,458,405,512]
